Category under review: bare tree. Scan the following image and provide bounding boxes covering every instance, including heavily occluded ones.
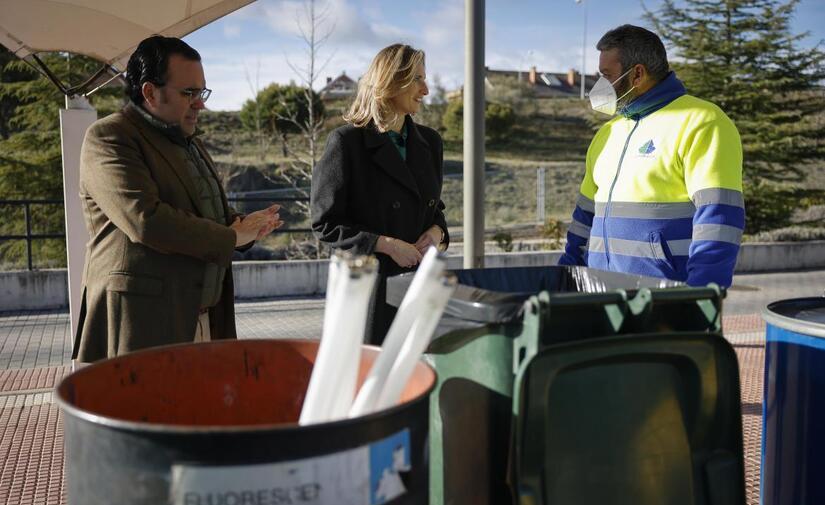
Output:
[281,0,334,182]
[276,0,336,259]
[243,58,273,161]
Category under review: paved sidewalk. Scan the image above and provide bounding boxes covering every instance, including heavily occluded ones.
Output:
[725,268,825,315]
[1,268,824,504]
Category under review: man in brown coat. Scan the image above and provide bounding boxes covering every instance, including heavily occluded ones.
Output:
[73,36,281,362]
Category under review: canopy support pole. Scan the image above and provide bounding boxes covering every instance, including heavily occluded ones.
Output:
[60,95,95,349]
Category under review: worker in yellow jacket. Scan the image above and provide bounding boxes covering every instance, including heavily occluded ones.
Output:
[559,24,744,288]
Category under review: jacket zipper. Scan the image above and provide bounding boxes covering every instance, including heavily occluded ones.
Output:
[603,119,641,269]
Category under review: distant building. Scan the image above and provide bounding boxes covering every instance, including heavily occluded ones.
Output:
[320,72,357,101]
[448,67,599,100]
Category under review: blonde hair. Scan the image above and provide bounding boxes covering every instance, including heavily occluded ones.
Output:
[343,43,425,132]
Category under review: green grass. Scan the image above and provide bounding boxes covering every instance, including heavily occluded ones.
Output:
[438,99,601,228]
[440,160,583,228]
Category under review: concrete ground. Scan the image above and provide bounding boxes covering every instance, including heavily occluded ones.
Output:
[724,268,825,315]
[1,268,824,504]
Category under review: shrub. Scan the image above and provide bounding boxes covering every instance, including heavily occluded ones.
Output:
[493,231,513,252]
[541,217,565,249]
[442,100,516,143]
[747,226,825,243]
[743,180,796,234]
[485,102,516,142]
[744,180,825,234]
[442,99,463,142]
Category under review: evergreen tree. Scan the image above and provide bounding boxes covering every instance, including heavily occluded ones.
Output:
[0,49,122,268]
[0,48,33,140]
[239,82,324,158]
[645,0,825,183]
[0,49,121,197]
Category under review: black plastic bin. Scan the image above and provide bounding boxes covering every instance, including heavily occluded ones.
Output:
[386,265,725,505]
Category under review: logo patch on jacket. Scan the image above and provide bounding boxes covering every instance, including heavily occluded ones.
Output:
[636,139,657,158]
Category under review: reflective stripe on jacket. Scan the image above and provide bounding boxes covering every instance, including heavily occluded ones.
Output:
[559,77,744,288]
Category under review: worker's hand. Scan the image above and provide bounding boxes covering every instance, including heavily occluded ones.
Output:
[231,204,283,246]
[414,225,444,254]
[375,236,423,269]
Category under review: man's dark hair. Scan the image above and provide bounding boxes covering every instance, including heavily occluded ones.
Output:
[597,25,669,83]
[125,36,201,104]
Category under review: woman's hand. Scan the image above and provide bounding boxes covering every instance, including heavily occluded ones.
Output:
[414,225,444,254]
[375,236,423,268]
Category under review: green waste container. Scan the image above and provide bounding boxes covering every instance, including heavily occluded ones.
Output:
[386,265,725,505]
[511,332,744,505]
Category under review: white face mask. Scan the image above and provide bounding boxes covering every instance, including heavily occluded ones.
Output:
[588,67,636,115]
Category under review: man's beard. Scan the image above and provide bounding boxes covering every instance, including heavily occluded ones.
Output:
[614,72,637,109]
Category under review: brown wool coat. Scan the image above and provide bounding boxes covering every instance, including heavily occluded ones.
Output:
[73,106,239,362]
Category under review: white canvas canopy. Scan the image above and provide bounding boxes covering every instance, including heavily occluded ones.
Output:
[0,0,254,71]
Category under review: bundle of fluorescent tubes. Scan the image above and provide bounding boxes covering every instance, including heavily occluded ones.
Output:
[350,249,454,417]
[300,248,456,424]
[300,252,378,425]
[368,272,456,413]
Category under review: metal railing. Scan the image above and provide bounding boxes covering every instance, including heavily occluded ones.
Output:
[0,199,66,271]
[0,196,312,271]
[228,196,312,234]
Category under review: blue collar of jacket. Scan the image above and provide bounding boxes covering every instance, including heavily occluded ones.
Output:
[619,71,686,120]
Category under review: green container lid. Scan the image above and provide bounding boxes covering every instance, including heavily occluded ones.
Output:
[512,332,744,505]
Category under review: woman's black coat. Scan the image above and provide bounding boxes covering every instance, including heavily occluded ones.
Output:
[310,115,449,344]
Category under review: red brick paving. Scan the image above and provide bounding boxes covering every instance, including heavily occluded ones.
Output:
[733,341,764,505]
[0,404,65,505]
[723,313,766,335]
[0,318,768,505]
[0,366,71,393]
[722,311,766,505]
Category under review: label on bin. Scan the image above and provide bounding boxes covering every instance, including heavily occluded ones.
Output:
[170,428,411,505]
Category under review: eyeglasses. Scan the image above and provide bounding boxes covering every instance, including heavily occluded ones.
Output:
[159,84,212,103]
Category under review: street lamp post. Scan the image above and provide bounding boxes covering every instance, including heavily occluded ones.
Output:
[576,0,587,100]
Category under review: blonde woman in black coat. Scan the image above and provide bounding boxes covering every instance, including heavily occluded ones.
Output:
[311,43,449,345]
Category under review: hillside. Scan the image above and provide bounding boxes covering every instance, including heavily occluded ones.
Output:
[196,94,825,259]
[198,97,600,226]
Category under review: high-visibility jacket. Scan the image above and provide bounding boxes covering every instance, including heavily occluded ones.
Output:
[559,72,744,288]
